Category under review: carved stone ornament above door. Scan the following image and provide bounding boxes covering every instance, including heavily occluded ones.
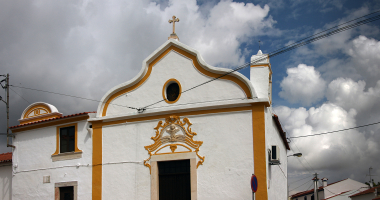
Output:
[144,115,205,173]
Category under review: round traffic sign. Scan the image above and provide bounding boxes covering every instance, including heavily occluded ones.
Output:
[251,174,258,193]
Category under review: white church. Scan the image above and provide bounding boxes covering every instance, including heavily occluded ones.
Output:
[2,17,290,200]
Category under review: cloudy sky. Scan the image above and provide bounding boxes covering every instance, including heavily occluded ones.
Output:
[1,0,380,196]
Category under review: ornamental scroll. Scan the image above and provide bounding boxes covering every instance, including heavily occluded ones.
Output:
[144,115,205,172]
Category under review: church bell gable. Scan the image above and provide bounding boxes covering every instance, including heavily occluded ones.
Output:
[97,39,257,118]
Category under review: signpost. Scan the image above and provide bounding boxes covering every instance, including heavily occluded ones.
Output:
[251,174,258,200]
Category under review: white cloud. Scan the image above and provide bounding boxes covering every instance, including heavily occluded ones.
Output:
[275,102,379,187]
[0,0,277,125]
[347,36,380,86]
[279,64,326,106]
[327,78,380,114]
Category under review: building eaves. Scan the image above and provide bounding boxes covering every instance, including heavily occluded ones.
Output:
[10,112,96,129]
[273,114,290,150]
[0,152,12,163]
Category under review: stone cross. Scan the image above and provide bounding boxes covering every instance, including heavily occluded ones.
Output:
[168,16,180,34]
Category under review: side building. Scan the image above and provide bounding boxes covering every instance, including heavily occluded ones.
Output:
[9,39,289,200]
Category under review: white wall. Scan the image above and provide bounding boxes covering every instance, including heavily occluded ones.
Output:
[265,107,288,200]
[106,50,248,116]
[0,164,12,200]
[12,120,92,200]
[102,111,254,200]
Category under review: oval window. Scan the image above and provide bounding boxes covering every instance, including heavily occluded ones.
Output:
[166,83,180,101]
[163,79,181,104]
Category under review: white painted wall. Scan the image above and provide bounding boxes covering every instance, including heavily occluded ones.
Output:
[102,111,254,200]
[106,50,248,116]
[0,164,12,200]
[12,120,92,200]
[265,107,288,200]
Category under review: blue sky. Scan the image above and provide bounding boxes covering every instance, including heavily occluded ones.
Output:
[1,0,380,196]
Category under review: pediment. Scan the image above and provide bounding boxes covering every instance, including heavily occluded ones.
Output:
[97,39,256,117]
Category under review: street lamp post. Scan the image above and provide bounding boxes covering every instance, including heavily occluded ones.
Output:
[287,153,303,199]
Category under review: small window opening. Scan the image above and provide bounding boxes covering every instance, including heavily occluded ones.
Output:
[60,126,75,153]
[59,186,74,200]
[166,82,180,102]
[158,159,190,200]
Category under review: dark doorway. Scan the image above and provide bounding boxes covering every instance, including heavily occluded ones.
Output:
[158,159,191,200]
[59,186,74,200]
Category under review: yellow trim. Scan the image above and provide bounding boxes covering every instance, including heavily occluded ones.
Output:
[143,116,204,172]
[101,45,252,116]
[52,123,82,156]
[20,113,63,125]
[92,122,102,200]
[252,104,268,199]
[162,78,182,104]
[23,104,52,119]
[12,115,89,133]
[91,103,269,200]
[25,108,49,118]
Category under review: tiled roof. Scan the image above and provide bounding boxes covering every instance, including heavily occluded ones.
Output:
[10,112,96,129]
[349,186,379,197]
[0,152,12,163]
[291,179,348,198]
[273,114,290,150]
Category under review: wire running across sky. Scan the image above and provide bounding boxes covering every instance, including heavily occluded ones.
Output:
[289,121,380,139]
[8,10,380,112]
[140,10,380,111]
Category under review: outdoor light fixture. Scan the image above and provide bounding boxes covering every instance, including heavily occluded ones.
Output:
[287,153,302,157]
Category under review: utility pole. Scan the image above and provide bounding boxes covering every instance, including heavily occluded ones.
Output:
[1,73,15,148]
[313,173,319,200]
[366,167,377,188]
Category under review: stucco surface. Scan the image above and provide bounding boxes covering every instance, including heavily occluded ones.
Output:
[265,107,288,200]
[12,120,92,200]
[102,111,254,199]
[106,50,247,116]
[0,164,12,200]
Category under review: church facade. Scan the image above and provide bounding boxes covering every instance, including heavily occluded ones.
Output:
[8,38,289,200]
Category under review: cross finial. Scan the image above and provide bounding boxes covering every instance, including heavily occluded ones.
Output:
[168,16,180,40]
[258,40,261,50]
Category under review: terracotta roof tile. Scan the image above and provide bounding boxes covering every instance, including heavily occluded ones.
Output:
[273,114,290,150]
[350,186,379,197]
[0,152,12,163]
[10,112,96,129]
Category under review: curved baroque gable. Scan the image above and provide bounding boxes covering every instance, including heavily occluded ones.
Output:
[19,102,62,124]
[97,39,257,117]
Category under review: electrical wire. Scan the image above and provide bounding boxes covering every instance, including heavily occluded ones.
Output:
[140,11,380,111]
[289,175,314,185]
[9,87,30,104]
[10,85,139,110]
[272,105,317,174]
[147,97,248,109]
[290,121,380,139]
[278,165,287,178]
[306,181,314,191]
[289,178,312,192]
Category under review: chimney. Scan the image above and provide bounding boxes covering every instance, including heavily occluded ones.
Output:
[250,50,272,102]
[322,177,328,188]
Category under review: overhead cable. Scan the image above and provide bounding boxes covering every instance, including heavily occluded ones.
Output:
[10,85,139,110]
[10,87,31,104]
[141,11,380,111]
[290,121,380,139]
